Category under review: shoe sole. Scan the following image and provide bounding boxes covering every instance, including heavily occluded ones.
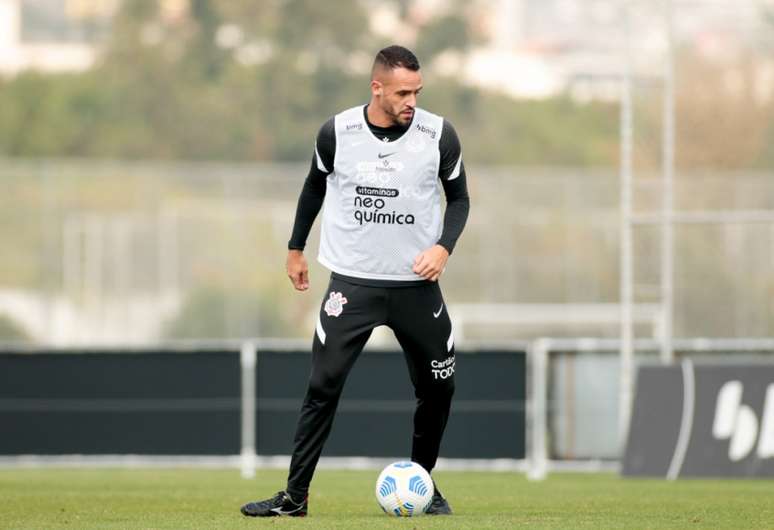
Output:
[240,507,307,517]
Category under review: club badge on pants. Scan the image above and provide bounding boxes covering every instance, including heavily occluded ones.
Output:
[324,292,348,317]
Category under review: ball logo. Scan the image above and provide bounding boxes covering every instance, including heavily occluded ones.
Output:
[378,476,397,497]
[324,292,348,317]
[408,475,429,496]
[713,380,774,461]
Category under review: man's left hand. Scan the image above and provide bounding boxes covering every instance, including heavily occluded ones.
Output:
[413,245,449,282]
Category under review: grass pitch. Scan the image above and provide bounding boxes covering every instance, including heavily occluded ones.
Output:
[1,468,772,529]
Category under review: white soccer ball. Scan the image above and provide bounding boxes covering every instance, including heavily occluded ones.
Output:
[374,461,434,517]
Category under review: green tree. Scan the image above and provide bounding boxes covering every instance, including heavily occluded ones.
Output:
[0,0,624,166]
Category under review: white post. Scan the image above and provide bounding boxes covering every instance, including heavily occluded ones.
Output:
[158,209,180,298]
[85,215,104,340]
[0,0,21,74]
[240,342,257,478]
[527,339,549,481]
[63,217,81,300]
[619,0,635,448]
[661,0,676,364]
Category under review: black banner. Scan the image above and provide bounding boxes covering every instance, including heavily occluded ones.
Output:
[0,351,240,454]
[0,349,525,459]
[623,362,774,477]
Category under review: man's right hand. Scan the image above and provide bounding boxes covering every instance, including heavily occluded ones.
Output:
[286,250,310,291]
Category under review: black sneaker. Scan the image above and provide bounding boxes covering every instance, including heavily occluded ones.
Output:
[425,484,452,515]
[240,491,308,517]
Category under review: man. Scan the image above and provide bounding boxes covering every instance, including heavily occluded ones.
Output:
[241,45,469,518]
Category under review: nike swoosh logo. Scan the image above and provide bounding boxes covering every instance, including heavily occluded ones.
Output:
[378,152,396,159]
[270,506,304,515]
[433,304,444,318]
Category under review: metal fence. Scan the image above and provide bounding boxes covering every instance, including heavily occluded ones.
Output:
[2,159,774,345]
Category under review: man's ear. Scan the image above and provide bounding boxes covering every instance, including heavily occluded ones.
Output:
[370,80,383,97]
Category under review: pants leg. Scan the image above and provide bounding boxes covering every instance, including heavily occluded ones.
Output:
[286,279,385,499]
[387,282,455,474]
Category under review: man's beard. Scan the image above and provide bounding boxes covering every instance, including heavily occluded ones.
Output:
[392,108,413,127]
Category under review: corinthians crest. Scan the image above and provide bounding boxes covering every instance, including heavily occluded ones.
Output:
[324,291,348,317]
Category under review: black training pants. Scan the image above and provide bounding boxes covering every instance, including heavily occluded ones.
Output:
[286,276,456,499]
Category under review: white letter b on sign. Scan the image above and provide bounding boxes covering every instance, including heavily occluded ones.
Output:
[713,381,774,462]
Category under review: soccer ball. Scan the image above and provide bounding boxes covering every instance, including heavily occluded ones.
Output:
[374,461,434,516]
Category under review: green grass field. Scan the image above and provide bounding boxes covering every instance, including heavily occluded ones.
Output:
[1,468,772,529]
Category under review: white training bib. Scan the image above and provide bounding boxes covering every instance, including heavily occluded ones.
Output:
[318,105,444,281]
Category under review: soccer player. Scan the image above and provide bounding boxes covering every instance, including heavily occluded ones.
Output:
[241,45,469,517]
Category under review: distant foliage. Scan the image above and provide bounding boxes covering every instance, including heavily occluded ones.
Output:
[0,0,620,166]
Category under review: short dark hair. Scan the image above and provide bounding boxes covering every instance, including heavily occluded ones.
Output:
[373,45,420,72]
